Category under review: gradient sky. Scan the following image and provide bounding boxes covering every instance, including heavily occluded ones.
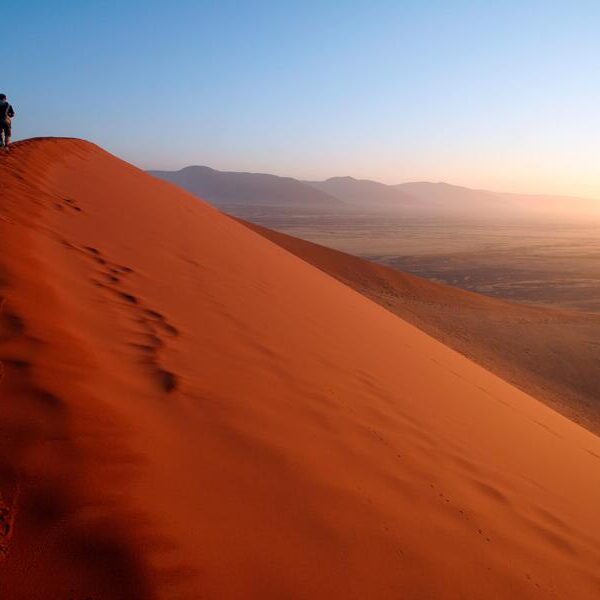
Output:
[6,1,600,198]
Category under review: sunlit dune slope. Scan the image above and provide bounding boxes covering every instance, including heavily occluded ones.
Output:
[239,220,600,436]
[1,139,600,600]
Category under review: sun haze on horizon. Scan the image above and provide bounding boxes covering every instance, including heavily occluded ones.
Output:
[6,1,600,200]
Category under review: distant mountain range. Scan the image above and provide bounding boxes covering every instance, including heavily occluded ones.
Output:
[308,177,600,217]
[305,176,414,208]
[149,166,600,218]
[148,165,342,208]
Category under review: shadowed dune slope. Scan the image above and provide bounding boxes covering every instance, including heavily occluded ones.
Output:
[1,139,600,600]
[240,220,600,436]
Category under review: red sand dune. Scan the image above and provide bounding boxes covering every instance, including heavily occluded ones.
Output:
[1,138,600,599]
[239,220,600,435]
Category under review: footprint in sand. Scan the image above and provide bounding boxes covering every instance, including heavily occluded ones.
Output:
[66,242,180,395]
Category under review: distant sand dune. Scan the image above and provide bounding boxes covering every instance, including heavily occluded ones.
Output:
[1,138,600,599]
[240,220,600,435]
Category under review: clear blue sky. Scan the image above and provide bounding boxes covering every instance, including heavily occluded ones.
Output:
[5,1,600,197]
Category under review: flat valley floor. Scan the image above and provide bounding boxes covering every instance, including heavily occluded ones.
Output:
[227,207,600,313]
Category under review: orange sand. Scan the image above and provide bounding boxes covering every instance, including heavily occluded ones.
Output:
[1,139,600,599]
[240,219,600,435]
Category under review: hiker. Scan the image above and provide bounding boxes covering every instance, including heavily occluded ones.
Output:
[0,94,15,149]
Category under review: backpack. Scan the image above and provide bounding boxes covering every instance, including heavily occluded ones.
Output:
[0,102,14,122]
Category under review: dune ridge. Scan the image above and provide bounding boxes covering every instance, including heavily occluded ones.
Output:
[238,219,600,435]
[1,139,600,599]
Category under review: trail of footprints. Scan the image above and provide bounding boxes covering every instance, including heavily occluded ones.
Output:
[0,299,74,558]
[63,241,180,394]
[0,291,160,592]
[54,197,83,214]
[0,505,12,556]
[363,416,579,591]
[0,304,31,557]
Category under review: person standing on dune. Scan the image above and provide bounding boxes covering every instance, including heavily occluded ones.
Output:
[0,94,15,150]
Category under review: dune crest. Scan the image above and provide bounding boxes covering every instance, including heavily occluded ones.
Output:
[1,139,600,599]
[239,219,600,435]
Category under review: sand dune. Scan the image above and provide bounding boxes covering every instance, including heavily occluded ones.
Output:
[2,138,600,599]
[240,220,600,435]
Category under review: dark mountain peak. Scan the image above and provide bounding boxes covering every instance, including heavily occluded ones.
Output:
[148,165,342,208]
[324,175,358,183]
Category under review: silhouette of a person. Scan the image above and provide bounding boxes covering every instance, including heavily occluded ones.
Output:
[0,94,15,149]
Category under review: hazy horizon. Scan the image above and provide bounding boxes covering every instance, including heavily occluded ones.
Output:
[7,1,600,200]
[149,162,600,202]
